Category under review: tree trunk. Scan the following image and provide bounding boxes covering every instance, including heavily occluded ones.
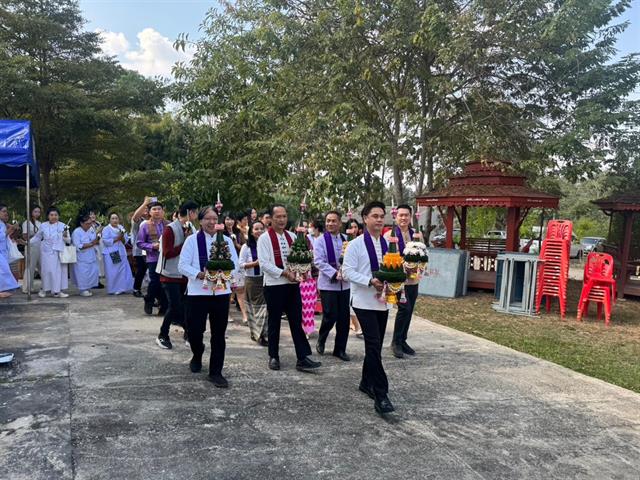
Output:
[390,111,404,205]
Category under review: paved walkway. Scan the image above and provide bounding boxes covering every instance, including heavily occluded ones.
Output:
[1,292,639,479]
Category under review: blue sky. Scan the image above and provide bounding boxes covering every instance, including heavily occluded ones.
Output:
[78,0,639,79]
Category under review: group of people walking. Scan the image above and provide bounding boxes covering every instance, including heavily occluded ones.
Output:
[0,199,423,415]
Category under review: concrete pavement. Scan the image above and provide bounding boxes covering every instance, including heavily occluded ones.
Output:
[1,291,639,479]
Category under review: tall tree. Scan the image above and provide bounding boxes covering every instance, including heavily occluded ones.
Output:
[0,0,165,207]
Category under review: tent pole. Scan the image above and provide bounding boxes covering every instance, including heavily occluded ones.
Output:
[26,163,31,301]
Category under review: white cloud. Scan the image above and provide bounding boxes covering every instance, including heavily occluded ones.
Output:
[98,28,194,79]
[97,30,130,57]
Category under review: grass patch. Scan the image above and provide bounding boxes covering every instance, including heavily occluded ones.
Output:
[414,279,640,393]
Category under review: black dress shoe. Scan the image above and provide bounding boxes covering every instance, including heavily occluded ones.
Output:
[296,356,321,372]
[190,359,202,373]
[258,337,268,347]
[333,351,351,362]
[143,302,153,315]
[208,374,229,388]
[95,282,105,289]
[374,396,395,415]
[315,342,325,355]
[133,290,143,298]
[358,382,375,400]
[401,342,416,356]
[268,357,280,371]
[391,343,404,359]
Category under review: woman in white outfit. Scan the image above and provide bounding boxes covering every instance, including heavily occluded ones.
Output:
[101,213,134,295]
[21,205,42,294]
[31,206,70,298]
[71,213,100,297]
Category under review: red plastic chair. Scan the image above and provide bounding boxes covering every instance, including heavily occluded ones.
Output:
[577,253,616,325]
[536,222,573,318]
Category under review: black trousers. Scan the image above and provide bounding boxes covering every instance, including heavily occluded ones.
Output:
[264,283,312,361]
[160,282,187,337]
[318,289,351,354]
[145,261,167,310]
[133,256,147,291]
[353,307,389,400]
[392,284,419,345]
[186,295,230,376]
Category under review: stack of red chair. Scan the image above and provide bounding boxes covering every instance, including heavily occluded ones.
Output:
[535,220,572,318]
[577,253,616,325]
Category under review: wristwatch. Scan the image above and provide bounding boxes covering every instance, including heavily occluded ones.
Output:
[368,278,373,287]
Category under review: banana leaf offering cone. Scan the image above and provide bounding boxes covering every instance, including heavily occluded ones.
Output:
[403,235,429,280]
[287,227,314,281]
[374,228,407,304]
[203,225,235,291]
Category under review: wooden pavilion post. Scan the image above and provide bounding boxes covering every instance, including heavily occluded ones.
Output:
[618,211,634,299]
[505,207,521,252]
[445,206,455,249]
[460,206,468,250]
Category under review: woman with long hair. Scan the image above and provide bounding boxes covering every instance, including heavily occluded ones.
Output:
[31,206,70,298]
[101,213,134,295]
[239,220,268,344]
[21,205,42,293]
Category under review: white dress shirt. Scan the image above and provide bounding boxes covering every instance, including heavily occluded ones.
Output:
[178,231,239,296]
[239,244,261,277]
[256,229,296,286]
[342,233,390,312]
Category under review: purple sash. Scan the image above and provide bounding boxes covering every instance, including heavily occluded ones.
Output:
[364,230,388,272]
[395,226,414,255]
[323,232,340,268]
[250,244,260,275]
[197,230,208,271]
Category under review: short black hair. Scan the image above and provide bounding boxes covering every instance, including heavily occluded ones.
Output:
[325,210,341,220]
[396,204,413,214]
[269,204,287,216]
[0,203,7,211]
[260,209,271,217]
[179,200,199,217]
[148,201,164,209]
[361,201,385,218]
[46,206,60,217]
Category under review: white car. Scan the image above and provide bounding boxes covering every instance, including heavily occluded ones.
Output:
[520,233,583,259]
[485,230,507,239]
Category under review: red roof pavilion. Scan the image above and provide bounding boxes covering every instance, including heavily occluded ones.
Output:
[416,159,560,289]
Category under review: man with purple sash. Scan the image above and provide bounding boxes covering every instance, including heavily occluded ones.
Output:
[178,206,239,388]
[384,204,419,359]
[313,210,351,361]
[342,201,395,415]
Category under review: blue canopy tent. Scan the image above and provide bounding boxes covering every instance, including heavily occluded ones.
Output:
[0,120,39,299]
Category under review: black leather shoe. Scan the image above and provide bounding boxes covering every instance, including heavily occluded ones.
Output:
[143,302,153,315]
[296,356,321,372]
[258,337,268,347]
[402,342,416,356]
[208,374,229,388]
[358,382,375,400]
[190,359,202,373]
[95,282,105,289]
[268,357,280,371]
[315,342,325,355]
[391,343,404,359]
[333,351,351,362]
[133,290,143,298]
[374,396,395,415]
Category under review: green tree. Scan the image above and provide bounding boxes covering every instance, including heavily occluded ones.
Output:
[0,0,165,208]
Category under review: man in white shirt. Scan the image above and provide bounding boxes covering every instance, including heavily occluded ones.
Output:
[384,204,420,359]
[178,206,239,388]
[256,204,321,372]
[342,201,395,415]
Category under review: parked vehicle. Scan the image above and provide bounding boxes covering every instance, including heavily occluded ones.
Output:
[580,236,606,253]
[485,230,507,239]
[520,232,583,259]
